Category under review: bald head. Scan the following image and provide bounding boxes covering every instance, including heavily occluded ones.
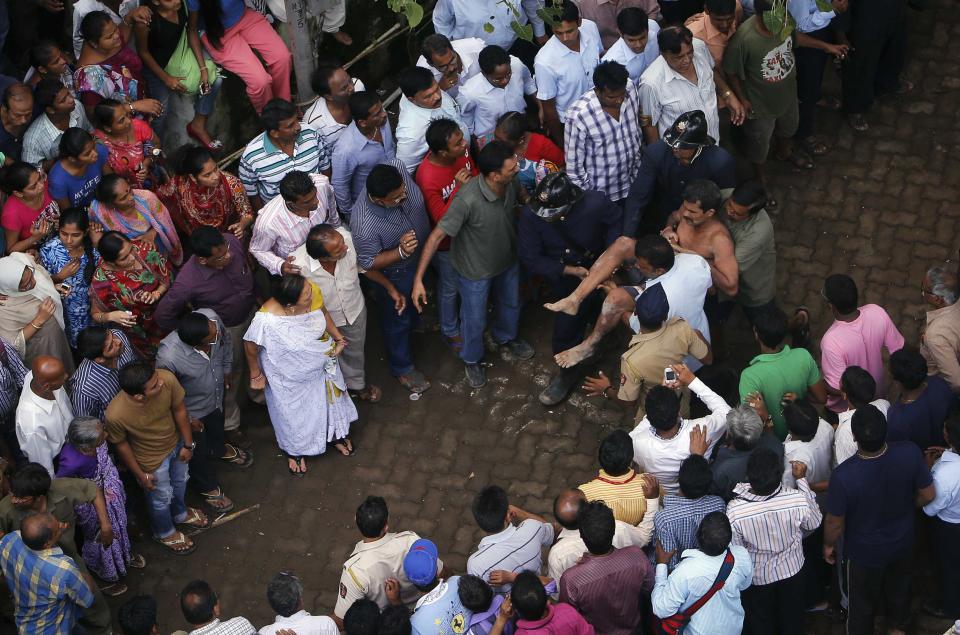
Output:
[1,84,34,131]
[554,489,586,530]
[21,511,57,550]
[32,356,67,393]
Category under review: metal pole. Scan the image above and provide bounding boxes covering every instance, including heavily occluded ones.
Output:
[284,0,318,103]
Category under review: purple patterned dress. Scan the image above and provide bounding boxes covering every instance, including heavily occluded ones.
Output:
[56,443,132,582]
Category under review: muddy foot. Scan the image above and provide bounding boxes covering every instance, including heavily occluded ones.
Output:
[544,295,581,316]
[555,342,595,368]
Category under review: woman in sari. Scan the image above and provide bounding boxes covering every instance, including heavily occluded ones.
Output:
[75,10,163,120]
[244,274,357,476]
[156,146,253,237]
[1,162,61,253]
[90,174,182,265]
[0,252,74,370]
[89,231,170,357]
[56,416,146,596]
[92,99,162,190]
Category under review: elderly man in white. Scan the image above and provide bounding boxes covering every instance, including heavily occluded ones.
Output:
[16,355,73,475]
[416,34,485,99]
[396,67,470,172]
[291,224,408,403]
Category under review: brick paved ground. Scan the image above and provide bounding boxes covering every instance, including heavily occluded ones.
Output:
[112,2,959,633]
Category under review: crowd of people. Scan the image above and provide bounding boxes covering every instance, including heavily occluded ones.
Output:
[0,0,953,632]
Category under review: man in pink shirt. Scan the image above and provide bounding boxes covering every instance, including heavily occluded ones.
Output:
[820,274,904,413]
[492,571,595,635]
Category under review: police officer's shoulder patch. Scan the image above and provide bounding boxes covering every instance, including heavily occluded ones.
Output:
[339,583,347,598]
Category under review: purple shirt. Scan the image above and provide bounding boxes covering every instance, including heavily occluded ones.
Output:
[154,233,256,330]
[516,604,595,635]
[55,444,97,480]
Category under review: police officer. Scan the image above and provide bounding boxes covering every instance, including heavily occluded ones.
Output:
[518,172,623,406]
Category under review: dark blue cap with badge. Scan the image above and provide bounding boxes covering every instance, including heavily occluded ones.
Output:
[633,283,670,326]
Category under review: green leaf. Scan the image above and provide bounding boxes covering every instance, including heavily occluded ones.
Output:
[510,21,534,41]
[402,0,424,27]
[536,7,558,27]
[483,21,495,32]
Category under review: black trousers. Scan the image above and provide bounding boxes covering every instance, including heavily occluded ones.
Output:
[841,2,907,114]
[846,551,912,634]
[801,525,829,608]
[188,409,226,493]
[794,27,833,140]
[936,517,960,616]
[741,570,805,635]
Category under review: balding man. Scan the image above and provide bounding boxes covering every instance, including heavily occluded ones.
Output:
[16,356,73,474]
[547,489,653,583]
[0,512,95,634]
[0,83,35,162]
[921,264,960,392]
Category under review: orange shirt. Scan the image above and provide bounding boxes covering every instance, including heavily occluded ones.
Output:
[684,0,745,66]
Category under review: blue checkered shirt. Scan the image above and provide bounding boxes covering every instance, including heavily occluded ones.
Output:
[654,494,727,570]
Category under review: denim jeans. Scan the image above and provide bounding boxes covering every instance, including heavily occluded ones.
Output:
[457,262,520,365]
[375,265,416,376]
[432,250,460,338]
[143,66,222,139]
[144,443,190,538]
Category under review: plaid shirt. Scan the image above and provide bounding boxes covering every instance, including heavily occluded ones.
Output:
[564,82,643,202]
[0,532,94,635]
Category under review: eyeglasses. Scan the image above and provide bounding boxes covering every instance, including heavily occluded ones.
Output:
[432,52,462,73]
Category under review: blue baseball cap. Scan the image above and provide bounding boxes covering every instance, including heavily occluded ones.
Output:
[403,539,439,586]
[634,283,670,326]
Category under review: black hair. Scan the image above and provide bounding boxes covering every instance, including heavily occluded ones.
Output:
[174,146,215,178]
[190,226,226,258]
[678,455,713,499]
[706,0,737,14]
[10,463,52,498]
[746,447,783,496]
[946,407,960,451]
[697,512,732,556]
[118,595,158,635]
[271,274,307,307]
[97,230,129,263]
[93,98,125,129]
[478,45,511,74]
[260,99,299,133]
[196,0,226,49]
[457,574,494,612]
[823,274,858,314]
[645,385,681,431]
[35,77,68,112]
[377,606,411,635]
[890,347,928,391]
[783,400,819,440]
[278,171,316,202]
[0,161,39,195]
[305,224,341,259]
[851,404,887,452]
[310,63,344,97]
[511,571,547,620]
[425,118,461,154]
[634,234,675,271]
[616,7,649,35]
[119,361,156,396]
[559,0,580,22]
[477,140,514,176]
[578,500,615,555]
[58,207,96,284]
[180,579,217,625]
[79,10,114,43]
[752,306,788,349]
[598,430,633,476]
[343,599,380,635]
[658,25,694,55]
[58,127,95,160]
[683,180,723,213]
[77,326,110,360]
[355,496,388,537]
[178,312,213,347]
[494,111,527,147]
[265,572,303,618]
[398,67,436,99]
[420,34,454,63]
[754,0,773,14]
[730,180,767,215]
[348,91,381,123]
[28,41,62,70]
[94,173,126,205]
[472,485,509,533]
[366,164,404,199]
[593,61,629,92]
[840,366,876,408]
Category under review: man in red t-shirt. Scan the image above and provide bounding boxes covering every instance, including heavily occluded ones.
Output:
[414,118,478,351]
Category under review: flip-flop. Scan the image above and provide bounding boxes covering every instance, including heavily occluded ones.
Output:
[200,488,235,514]
[154,530,196,555]
[176,507,210,530]
[128,553,147,569]
[99,582,128,596]
[285,454,304,477]
[349,385,382,403]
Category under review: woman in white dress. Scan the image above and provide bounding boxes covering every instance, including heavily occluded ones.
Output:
[243,273,358,476]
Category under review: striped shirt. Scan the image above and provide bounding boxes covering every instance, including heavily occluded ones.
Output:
[0,338,27,419]
[69,330,138,421]
[653,494,727,570]
[726,478,822,585]
[300,77,366,152]
[578,469,652,526]
[467,519,555,592]
[349,160,431,273]
[559,546,654,635]
[0,532,94,635]
[639,38,720,141]
[22,104,91,168]
[238,128,331,202]
[564,82,644,202]
[249,173,340,275]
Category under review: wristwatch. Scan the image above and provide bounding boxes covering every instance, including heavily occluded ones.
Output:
[187,441,197,451]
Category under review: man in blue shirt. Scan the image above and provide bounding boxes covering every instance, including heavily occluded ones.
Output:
[921,411,960,620]
[332,92,396,215]
[407,540,475,634]
[0,512,95,635]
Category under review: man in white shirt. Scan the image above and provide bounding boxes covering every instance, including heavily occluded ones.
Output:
[292,225,408,402]
[180,580,256,635]
[548,488,652,583]
[922,412,960,620]
[259,572,339,635]
[432,0,548,57]
[301,65,365,152]
[832,367,890,467]
[416,34,485,99]
[782,399,834,491]
[601,8,661,83]
[395,67,470,172]
[459,45,537,137]
[15,356,73,475]
[533,1,604,146]
[630,362,730,495]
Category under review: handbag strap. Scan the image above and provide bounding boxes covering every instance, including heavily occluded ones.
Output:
[677,549,735,620]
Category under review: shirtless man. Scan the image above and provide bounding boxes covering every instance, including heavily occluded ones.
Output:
[660,179,739,297]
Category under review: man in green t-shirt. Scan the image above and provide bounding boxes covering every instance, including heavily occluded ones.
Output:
[411,141,535,389]
[722,0,847,207]
[739,306,828,439]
